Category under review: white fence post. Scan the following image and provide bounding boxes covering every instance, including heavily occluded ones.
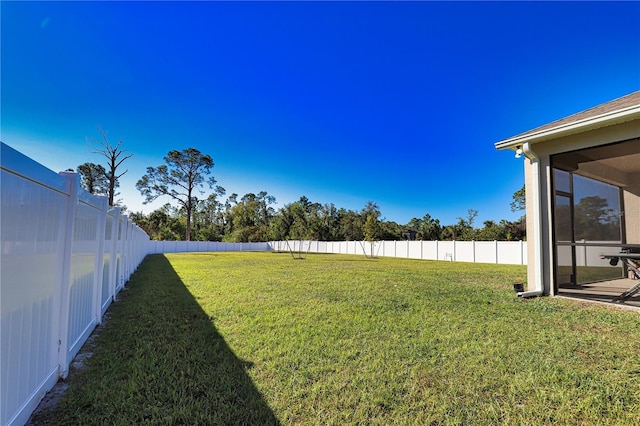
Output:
[108,208,121,302]
[56,172,79,379]
[93,196,108,324]
[121,215,130,284]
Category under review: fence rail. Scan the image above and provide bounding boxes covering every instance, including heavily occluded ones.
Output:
[1,143,149,426]
[269,240,528,265]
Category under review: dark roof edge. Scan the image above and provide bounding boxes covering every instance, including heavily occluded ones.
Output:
[495,90,640,150]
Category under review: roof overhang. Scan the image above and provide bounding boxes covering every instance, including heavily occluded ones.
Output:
[494,105,640,151]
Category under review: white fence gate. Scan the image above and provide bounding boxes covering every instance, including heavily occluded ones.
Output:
[1,143,149,426]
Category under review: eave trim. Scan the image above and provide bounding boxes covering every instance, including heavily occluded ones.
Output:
[494,106,640,151]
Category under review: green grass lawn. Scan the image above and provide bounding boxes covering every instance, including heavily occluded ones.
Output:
[32,252,640,425]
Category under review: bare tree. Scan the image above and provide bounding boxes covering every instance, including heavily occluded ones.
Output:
[89,126,134,206]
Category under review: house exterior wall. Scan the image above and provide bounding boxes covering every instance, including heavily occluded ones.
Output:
[524,160,539,291]
[523,118,640,295]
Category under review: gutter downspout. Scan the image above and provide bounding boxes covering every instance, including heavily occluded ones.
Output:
[518,142,545,298]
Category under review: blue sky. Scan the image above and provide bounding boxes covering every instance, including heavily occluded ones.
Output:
[3,1,639,226]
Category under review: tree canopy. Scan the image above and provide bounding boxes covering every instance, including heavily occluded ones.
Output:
[136,148,222,241]
[131,191,526,243]
[130,150,526,242]
[77,162,108,196]
[511,184,526,212]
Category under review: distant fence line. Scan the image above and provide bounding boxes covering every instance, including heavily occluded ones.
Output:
[146,239,527,266]
[150,239,627,269]
[269,240,528,265]
[148,240,270,254]
[1,143,149,426]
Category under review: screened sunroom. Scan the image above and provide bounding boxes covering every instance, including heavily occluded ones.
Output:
[495,91,640,307]
[551,139,640,303]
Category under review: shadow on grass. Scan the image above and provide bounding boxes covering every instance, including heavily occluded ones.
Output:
[31,254,280,425]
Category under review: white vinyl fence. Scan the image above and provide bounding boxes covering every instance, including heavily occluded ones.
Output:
[148,240,270,253]
[148,240,526,265]
[269,240,527,265]
[1,143,149,426]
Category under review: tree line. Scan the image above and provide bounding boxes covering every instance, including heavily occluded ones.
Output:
[72,134,526,243]
[130,196,526,243]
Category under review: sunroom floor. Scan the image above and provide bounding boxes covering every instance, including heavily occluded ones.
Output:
[557,278,640,309]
